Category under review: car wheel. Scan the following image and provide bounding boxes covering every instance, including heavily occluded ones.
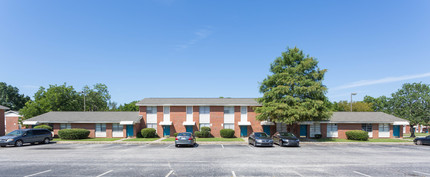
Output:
[253,141,257,147]
[175,144,179,147]
[1,145,6,147]
[43,138,50,144]
[279,140,283,147]
[15,140,23,147]
[417,140,423,145]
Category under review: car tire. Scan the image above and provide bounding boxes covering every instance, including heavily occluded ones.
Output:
[417,140,423,145]
[279,140,283,147]
[1,145,6,147]
[253,141,257,147]
[15,140,23,147]
[175,144,179,147]
[43,138,50,144]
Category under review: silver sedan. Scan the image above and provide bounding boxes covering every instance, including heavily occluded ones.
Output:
[175,132,196,147]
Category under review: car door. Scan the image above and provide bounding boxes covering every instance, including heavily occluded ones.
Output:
[425,136,430,145]
[22,130,34,143]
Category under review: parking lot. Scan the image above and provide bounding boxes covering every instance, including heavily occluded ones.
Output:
[0,142,429,177]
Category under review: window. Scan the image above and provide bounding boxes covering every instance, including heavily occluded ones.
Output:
[60,123,71,130]
[200,123,210,129]
[362,124,372,132]
[186,106,193,122]
[224,106,234,124]
[112,123,123,137]
[310,123,321,138]
[147,106,157,123]
[199,106,210,123]
[163,106,170,122]
[147,123,157,132]
[240,106,247,122]
[95,123,107,137]
[327,124,338,138]
[224,123,234,130]
[379,123,390,138]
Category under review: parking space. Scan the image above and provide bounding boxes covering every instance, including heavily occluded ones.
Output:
[0,143,429,176]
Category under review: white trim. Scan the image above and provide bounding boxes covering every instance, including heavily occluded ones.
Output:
[5,112,22,117]
[119,121,135,125]
[182,121,196,126]
[23,121,38,125]
[159,121,172,126]
[238,121,251,126]
[393,121,409,125]
[299,121,314,125]
[260,121,275,125]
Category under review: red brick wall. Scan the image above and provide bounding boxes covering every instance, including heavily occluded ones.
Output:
[139,106,147,135]
[106,123,113,138]
[157,106,163,137]
[372,124,378,138]
[321,123,327,138]
[0,110,4,136]
[5,116,20,133]
[389,124,394,138]
[338,124,362,139]
[234,106,241,137]
[171,106,186,135]
[71,123,96,138]
[248,106,263,135]
[210,106,224,137]
[194,106,200,131]
[53,123,60,136]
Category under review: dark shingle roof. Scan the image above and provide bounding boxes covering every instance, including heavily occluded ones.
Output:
[328,112,408,123]
[25,111,140,123]
[0,105,9,110]
[136,98,261,106]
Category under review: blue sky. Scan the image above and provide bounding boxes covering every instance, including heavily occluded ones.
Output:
[1,0,430,104]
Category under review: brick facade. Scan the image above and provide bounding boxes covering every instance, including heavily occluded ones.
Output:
[51,123,133,138]
[338,124,362,139]
[5,116,19,133]
[0,110,4,136]
[209,106,224,137]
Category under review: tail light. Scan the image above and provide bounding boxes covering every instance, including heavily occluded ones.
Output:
[188,137,193,140]
[175,137,178,140]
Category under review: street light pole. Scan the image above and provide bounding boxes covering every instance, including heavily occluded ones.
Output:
[350,93,357,112]
[81,91,86,112]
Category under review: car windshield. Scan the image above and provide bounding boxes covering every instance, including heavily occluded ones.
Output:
[178,133,191,136]
[255,133,268,138]
[279,132,295,137]
[6,130,23,136]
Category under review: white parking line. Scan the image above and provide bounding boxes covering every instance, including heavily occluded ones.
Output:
[165,170,174,177]
[96,170,113,177]
[413,171,430,176]
[248,145,254,149]
[24,170,52,177]
[232,171,236,177]
[353,171,372,177]
[221,144,224,149]
[165,144,174,148]
[292,170,304,177]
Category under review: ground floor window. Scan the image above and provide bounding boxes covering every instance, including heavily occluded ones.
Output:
[147,123,157,132]
[379,123,390,138]
[224,123,234,130]
[112,123,124,137]
[362,123,373,137]
[310,123,321,138]
[327,124,338,138]
[200,123,210,129]
[95,123,107,137]
[60,123,71,130]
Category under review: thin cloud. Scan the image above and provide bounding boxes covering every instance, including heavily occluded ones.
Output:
[333,72,430,90]
[176,28,212,50]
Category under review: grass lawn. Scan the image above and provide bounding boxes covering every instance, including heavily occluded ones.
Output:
[162,137,244,142]
[316,138,411,143]
[53,138,122,141]
[404,133,429,137]
[122,138,159,142]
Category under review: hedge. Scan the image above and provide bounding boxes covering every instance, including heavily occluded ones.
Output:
[195,127,211,138]
[220,129,235,138]
[173,133,179,137]
[34,125,53,131]
[201,127,211,132]
[345,130,369,141]
[58,129,90,140]
[141,128,157,138]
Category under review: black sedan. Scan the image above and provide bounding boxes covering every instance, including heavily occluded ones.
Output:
[272,132,300,147]
[414,135,430,145]
[248,132,273,147]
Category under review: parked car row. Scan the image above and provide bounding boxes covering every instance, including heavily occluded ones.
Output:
[0,129,53,147]
[248,132,300,147]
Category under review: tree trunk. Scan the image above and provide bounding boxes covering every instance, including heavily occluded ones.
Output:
[410,125,415,138]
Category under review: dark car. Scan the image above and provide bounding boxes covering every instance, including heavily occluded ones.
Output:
[414,135,430,145]
[248,132,273,147]
[175,132,196,147]
[272,132,300,147]
[0,129,53,147]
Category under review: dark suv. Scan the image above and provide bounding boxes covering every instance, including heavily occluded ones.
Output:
[0,129,53,147]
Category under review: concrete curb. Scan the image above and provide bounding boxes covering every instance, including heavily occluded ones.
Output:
[53,141,414,145]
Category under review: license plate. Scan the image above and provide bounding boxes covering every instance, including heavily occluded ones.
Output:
[180,137,186,140]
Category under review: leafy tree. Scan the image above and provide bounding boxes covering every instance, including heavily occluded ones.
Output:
[0,82,30,110]
[20,83,81,119]
[332,101,373,112]
[82,83,111,111]
[255,47,332,131]
[117,101,139,111]
[389,83,430,137]
[363,95,390,112]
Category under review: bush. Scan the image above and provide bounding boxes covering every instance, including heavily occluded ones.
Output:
[194,131,202,138]
[141,128,156,138]
[220,129,235,138]
[58,129,90,140]
[314,134,322,139]
[173,133,178,137]
[345,130,369,141]
[136,130,143,138]
[34,125,53,131]
[201,127,211,132]
[200,131,210,138]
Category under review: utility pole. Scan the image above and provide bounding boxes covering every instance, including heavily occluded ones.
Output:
[350,93,357,112]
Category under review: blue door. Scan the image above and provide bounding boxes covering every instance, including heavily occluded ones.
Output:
[393,125,400,137]
[163,126,170,136]
[126,125,134,137]
[186,126,193,133]
[240,126,248,137]
[263,125,271,136]
[300,125,307,137]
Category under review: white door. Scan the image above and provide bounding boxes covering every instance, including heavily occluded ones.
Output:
[310,123,321,138]
[327,124,338,138]
[95,123,106,137]
[112,123,124,137]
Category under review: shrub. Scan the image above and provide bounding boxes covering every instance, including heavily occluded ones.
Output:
[136,130,143,138]
[200,131,211,138]
[220,129,235,138]
[58,129,90,140]
[194,131,202,138]
[34,125,53,131]
[314,134,322,139]
[201,127,211,132]
[345,130,369,141]
[173,133,178,137]
[141,128,157,138]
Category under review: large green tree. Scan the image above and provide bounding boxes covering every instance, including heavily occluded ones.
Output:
[363,95,390,113]
[82,83,111,111]
[0,82,30,110]
[117,101,139,111]
[255,47,332,130]
[332,101,373,112]
[389,83,430,137]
